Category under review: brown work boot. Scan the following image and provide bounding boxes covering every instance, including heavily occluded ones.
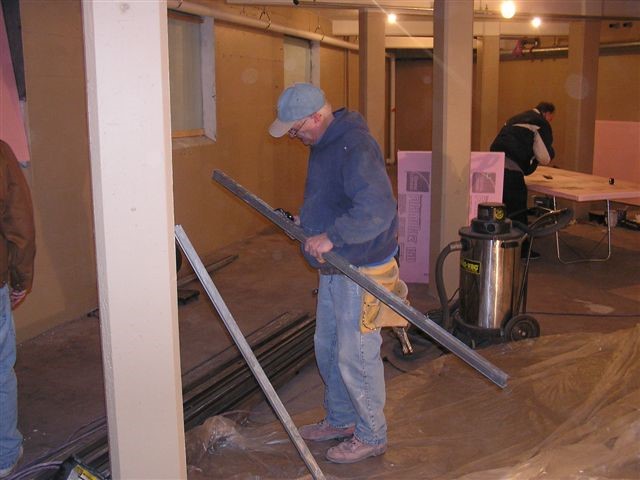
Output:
[298,420,355,442]
[325,436,387,464]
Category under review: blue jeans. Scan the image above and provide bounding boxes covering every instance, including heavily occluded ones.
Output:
[0,285,22,469]
[315,273,387,446]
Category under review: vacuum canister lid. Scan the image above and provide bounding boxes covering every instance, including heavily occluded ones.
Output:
[470,203,511,235]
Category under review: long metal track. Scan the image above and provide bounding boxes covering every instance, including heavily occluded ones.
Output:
[182,312,316,430]
[213,169,509,388]
[32,312,316,479]
[175,225,326,480]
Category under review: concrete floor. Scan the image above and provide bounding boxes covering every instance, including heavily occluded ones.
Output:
[10,211,640,478]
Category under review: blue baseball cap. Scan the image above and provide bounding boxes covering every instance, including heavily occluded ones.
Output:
[269,83,326,137]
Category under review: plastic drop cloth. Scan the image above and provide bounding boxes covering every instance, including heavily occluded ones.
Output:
[185,325,640,479]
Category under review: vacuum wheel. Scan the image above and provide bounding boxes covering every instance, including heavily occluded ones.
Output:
[504,314,540,341]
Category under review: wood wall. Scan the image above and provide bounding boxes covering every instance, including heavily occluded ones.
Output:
[17,0,96,340]
[395,52,640,169]
[16,1,347,340]
[15,0,640,340]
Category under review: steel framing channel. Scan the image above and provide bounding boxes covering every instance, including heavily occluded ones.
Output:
[212,170,509,388]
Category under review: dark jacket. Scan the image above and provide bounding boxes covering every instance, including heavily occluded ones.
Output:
[490,108,555,175]
[300,108,398,270]
[0,140,35,291]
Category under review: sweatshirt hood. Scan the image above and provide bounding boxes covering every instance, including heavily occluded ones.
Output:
[313,108,369,148]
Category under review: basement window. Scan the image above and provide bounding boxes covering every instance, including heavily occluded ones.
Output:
[167,11,216,141]
[283,35,312,86]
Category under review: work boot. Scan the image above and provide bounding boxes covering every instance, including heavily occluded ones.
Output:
[325,436,387,464]
[298,420,355,442]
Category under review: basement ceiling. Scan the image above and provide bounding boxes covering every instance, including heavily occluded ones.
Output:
[225,0,640,39]
[225,0,640,19]
[226,0,640,49]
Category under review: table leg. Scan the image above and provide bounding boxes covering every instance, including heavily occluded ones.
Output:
[553,197,612,264]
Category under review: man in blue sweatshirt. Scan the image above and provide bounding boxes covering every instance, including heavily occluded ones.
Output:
[269,83,398,464]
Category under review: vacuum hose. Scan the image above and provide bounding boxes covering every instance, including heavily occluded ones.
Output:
[435,240,465,331]
[511,208,574,238]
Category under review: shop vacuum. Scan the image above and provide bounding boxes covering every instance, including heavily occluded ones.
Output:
[431,202,573,348]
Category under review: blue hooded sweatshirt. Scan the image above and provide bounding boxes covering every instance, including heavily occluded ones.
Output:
[299,108,398,271]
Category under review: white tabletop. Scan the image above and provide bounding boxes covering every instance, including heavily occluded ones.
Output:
[526,166,640,202]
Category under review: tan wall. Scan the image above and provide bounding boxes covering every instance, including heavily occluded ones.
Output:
[497,53,640,168]
[171,3,356,263]
[395,59,433,151]
[16,1,355,341]
[172,18,355,267]
[320,45,348,107]
[173,21,287,260]
[497,58,570,166]
[395,52,640,168]
[17,0,637,342]
[597,53,640,122]
[16,0,97,341]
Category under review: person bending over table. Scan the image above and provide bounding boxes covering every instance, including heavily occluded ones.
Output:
[490,101,555,258]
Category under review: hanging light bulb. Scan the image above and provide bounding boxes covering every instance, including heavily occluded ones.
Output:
[531,17,542,28]
[387,13,397,24]
[500,1,516,19]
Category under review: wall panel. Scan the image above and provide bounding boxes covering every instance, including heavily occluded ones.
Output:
[17,0,97,340]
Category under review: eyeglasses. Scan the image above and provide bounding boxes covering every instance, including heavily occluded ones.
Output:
[288,118,308,138]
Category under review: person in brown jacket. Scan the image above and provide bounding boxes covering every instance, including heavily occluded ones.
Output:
[0,140,35,478]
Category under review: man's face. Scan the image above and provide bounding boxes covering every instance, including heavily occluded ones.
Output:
[288,116,316,146]
[543,111,554,123]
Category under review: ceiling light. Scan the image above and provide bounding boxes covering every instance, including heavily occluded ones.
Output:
[500,1,516,19]
[387,13,397,24]
[531,17,542,28]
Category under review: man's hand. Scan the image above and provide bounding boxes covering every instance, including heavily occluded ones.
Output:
[11,289,27,309]
[304,233,333,263]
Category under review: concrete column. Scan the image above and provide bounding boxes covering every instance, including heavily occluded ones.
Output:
[82,1,186,478]
[358,9,386,152]
[431,0,474,294]
[473,33,500,151]
[564,20,600,174]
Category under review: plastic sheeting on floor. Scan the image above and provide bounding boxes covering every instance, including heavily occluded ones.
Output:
[185,325,640,479]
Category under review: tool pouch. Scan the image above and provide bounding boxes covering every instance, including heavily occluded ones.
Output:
[359,258,409,333]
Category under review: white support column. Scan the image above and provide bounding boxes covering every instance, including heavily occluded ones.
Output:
[431,0,474,294]
[82,1,186,478]
[358,9,386,151]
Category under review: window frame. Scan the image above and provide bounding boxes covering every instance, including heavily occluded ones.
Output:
[167,10,216,141]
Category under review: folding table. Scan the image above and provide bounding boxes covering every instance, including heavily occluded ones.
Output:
[525,166,640,263]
